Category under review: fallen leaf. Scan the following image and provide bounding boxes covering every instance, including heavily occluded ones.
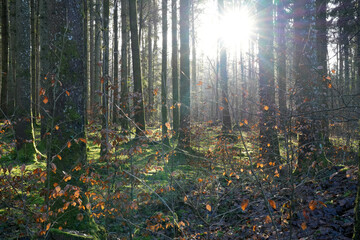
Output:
[301,222,307,230]
[241,199,249,211]
[206,204,212,212]
[268,199,276,210]
[43,96,49,104]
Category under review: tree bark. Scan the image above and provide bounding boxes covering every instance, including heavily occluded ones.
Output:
[113,0,119,123]
[129,0,146,136]
[171,0,179,137]
[191,1,197,122]
[15,0,32,151]
[276,0,287,130]
[178,0,190,149]
[161,0,169,145]
[120,0,129,131]
[258,0,279,162]
[1,0,8,116]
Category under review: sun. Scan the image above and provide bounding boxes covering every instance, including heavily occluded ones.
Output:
[198,2,255,55]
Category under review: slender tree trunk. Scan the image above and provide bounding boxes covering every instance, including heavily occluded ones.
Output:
[294,0,314,165]
[15,0,32,151]
[129,0,146,136]
[171,0,179,136]
[178,0,190,149]
[191,1,197,122]
[1,0,8,115]
[258,0,279,162]
[113,0,119,123]
[120,0,129,131]
[101,0,109,156]
[218,0,232,133]
[94,0,101,114]
[8,0,15,114]
[148,1,153,122]
[161,0,169,145]
[276,0,287,130]
[89,0,95,118]
[316,0,330,145]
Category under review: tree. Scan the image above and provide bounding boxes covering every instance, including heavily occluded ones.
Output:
[293,0,315,165]
[178,0,190,149]
[101,0,109,156]
[129,0,146,136]
[89,0,95,119]
[258,0,279,162]
[316,0,330,145]
[147,0,154,122]
[161,0,170,145]
[172,0,179,137]
[120,0,129,131]
[1,0,8,116]
[113,0,119,123]
[218,0,232,133]
[276,0,287,130]
[94,0,101,115]
[14,0,32,151]
[41,1,104,237]
[191,1,198,122]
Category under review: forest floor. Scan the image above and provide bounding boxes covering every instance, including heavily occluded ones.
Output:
[0,124,358,239]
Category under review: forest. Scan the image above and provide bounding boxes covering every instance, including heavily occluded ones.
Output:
[0,0,360,239]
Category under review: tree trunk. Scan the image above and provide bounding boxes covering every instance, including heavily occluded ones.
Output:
[148,1,153,122]
[15,0,32,151]
[94,0,101,115]
[276,0,287,130]
[120,0,129,131]
[101,0,109,156]
[178,0,190,149]
[316,0,330,145]
[191,1,197,122]
[129,0,146,136]
[1,0,8,116]
[43,1,104,237]
[171,0,179,137]
[161,0,169,145]
[294,0,314,165]
[258,0,279,162]
[113,0,119,123]
[89,0,95,119]
[218,0,232,133]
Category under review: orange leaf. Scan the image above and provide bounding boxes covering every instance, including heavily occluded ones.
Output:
[86,203,91,210]
[55,125,59,130]
[79,138,87,144]
[63,175,71,182]
[57,154,62,160]
[197,81,203,86]
[46,223,51,231]
[65,90,70,96]
[328,83,332,88]
[184,196,188,202]
[165,122,171,129]
[55,186,61,193]
[43,96,49,104]
[309,200,317,211]
[268,199,276,210]
[206,204,212,212]
[244,119,248,125]
[264,105,269,111]
[39,88,45,96]
[67,141,71,148]
[331,69,336,74]
[219,106,224,111]
[301,222,307,230]
[58,226,63,230]
[265,215,271,224]
[241,199,249,211]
